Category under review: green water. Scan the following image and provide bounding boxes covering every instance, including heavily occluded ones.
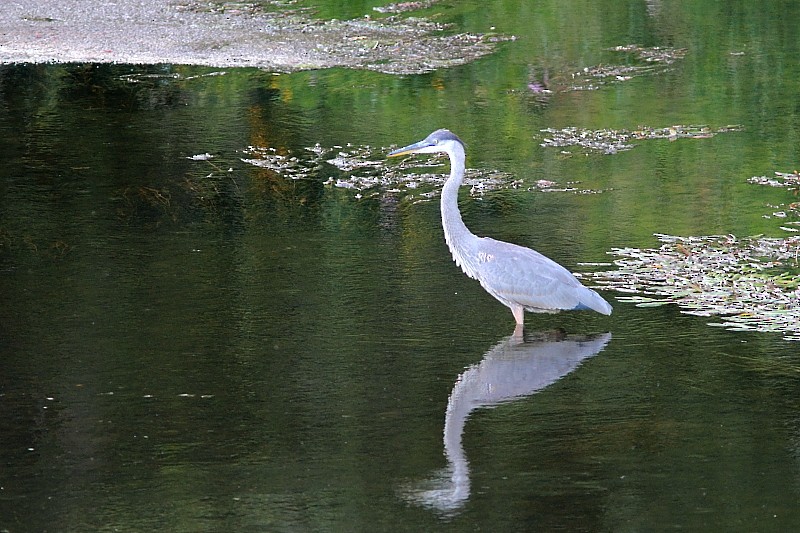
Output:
[2,1,800,531]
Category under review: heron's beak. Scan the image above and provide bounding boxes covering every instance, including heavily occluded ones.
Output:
[387,139,433,157]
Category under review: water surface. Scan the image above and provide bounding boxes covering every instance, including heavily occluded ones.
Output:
[2,1,800,531]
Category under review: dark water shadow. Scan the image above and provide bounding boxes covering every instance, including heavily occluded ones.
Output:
[401,327,612,516]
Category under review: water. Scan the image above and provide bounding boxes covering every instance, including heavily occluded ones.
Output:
[2,1,800,531]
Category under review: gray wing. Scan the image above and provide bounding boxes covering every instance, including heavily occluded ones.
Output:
[471,237,612,314]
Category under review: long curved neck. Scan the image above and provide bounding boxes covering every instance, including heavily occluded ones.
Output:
[441,143,475,252]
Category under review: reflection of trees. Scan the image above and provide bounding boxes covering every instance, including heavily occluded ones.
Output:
[0,64,323,244]
[402,329,611,515]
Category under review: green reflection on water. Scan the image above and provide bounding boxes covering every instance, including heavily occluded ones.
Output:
[1,0,800,531]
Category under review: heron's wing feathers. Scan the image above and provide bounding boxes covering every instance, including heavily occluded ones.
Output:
[473,238,611,314]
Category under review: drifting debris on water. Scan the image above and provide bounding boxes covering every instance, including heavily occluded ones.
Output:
[296,13,507,75]
[590,167,800,342]
[374,0,442,14]
[169,1,513,75]
[606,44,688,64]
[187,153,214,161]
[118,71,228,84]
[240,143,587,202]
[539,124,743,155]
[747,170,800,189]
[585,233,800,341]
[508,45,686,102]
[566,44,687,91]
[240,146,320,180]
[569,63,662,91]
[748,169,800,233]
[530,179,609,194]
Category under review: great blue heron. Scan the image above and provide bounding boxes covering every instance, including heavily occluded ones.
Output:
[388,129,612,325]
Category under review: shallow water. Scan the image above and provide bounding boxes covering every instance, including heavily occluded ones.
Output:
[2,1,800,531]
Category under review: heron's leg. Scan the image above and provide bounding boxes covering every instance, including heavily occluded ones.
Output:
[511,305,524,325]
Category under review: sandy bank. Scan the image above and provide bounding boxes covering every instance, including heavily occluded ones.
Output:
[0,1,506,74]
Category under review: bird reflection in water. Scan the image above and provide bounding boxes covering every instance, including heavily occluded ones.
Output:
[401,327,612,515]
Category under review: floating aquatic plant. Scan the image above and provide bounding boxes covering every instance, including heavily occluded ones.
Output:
[530,179,610,195]
[240,144,603,202]
[747,170,800,189]
[566,44,687,91]
[323,146,519,201]
[584,233,800,341]
[510,45,687,98]
[240,146,321,180]
[509,45,687,99]
[748,170,800,234]
[539,124,743,155]
[606,44,688,64]
[583,168,800,341]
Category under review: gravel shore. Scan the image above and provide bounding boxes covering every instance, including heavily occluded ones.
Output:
[0,1,502,74]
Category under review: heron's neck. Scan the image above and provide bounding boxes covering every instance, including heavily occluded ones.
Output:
[441,144,475,251]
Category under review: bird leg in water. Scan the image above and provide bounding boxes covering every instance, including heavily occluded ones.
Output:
[511,305,525,326]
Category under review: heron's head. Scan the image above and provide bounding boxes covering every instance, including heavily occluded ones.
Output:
[388,129,465,157]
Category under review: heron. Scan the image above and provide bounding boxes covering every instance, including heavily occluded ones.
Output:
[388,129,612,325]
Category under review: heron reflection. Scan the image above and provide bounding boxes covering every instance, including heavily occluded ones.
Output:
[402,327,611,515]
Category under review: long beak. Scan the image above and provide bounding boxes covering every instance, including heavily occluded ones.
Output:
[387,139,433,157]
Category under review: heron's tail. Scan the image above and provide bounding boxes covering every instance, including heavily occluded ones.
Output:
[573,288,613,315]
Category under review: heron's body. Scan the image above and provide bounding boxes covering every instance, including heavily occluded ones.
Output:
[389,129,612,325]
